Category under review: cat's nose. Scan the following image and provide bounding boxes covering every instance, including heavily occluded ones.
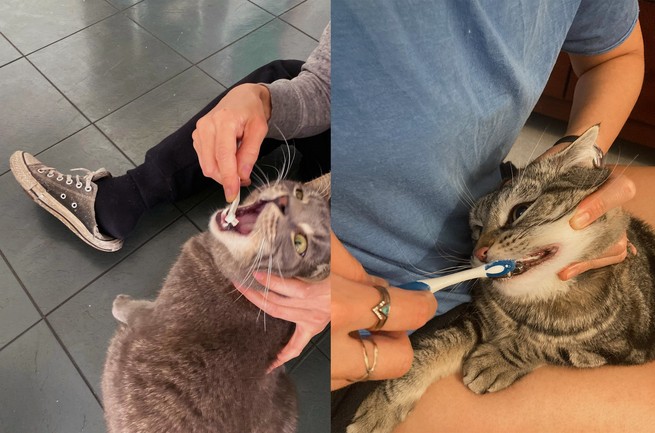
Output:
[474,246,489,262]
[273,195,289,214]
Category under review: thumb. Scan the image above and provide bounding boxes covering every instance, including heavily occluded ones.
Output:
[570,173,635,229]
[268,326,313,372]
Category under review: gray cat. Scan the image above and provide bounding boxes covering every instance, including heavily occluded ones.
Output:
[101,174,330,433]
[348,126,655,433]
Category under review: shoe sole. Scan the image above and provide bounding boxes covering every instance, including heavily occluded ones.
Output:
[9,151,123,253]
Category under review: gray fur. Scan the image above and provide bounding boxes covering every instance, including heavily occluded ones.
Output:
[348,127,655,433]
[102,175,330,433]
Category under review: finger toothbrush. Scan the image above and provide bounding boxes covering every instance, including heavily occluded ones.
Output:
[398,259,516,293]
[222,184,241,228]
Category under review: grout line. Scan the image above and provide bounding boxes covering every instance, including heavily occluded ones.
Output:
[18,9,124,59]
[44,212,188,317]
[245,0,319,43]
[0,249,104,407]
[0,318,42,354]
[42,318,105,407]
[120,3,275,68]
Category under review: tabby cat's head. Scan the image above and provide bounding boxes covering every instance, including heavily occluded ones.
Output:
[469,126,627,299]
[208,174,330,284]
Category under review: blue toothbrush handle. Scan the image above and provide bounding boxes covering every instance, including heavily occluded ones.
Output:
[396,260,516,294]
[397,281,431,291]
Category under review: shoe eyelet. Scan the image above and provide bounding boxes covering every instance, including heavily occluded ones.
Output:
[56,175,64,181]
[76,183,83,189]
[47,172,54,178]
[37,168,45,174]
[84,186,92,192]
[71,202,78,209]
[60,193,66,200]
[66,179,73,185]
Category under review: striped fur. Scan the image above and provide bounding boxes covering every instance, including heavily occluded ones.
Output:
[348,127,655,433]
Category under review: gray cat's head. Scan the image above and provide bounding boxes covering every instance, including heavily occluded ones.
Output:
[469,126,627,299]
[208,174,330,285]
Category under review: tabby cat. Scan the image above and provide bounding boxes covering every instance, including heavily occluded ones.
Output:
[101,174,330,433]
[348,126,655,433]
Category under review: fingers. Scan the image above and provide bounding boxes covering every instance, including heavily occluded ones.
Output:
[213,122,240,201]
[268,327,314,372]
[570,173,636,229]
[192,121,220,184]
[332,275,436,332]
[191,84,269,202]
[252,272,322,300]
[236,118,267,182]
[331,331,414,389]
[558,233,635,280]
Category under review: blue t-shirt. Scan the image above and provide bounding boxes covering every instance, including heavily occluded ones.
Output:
[331,0,638,314]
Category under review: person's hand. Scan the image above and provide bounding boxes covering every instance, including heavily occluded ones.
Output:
[233,272,329,372]
[558,171,636,280]
[192,83,272,202]
[331,232,437,390]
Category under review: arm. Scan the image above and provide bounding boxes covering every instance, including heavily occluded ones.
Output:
[192,23,331,201]
[565,20,644,153]
[263,23,331,139]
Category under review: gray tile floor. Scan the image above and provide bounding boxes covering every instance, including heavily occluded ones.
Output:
[0,1,329,432]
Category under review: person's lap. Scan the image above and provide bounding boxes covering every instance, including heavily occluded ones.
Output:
[394,359,655,433]
[333,296,655,433]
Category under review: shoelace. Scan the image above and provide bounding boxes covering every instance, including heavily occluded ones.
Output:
[38,166,106,193]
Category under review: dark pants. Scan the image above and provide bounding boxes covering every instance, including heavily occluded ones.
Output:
[124,59,330,210]
[97,60,330,239]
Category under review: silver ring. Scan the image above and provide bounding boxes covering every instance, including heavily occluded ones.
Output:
[347,335,379,383]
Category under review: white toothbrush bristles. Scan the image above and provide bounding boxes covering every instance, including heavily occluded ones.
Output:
[225,188,240,227]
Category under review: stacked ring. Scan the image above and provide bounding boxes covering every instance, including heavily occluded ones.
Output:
[370,285,391,331]
[348,335,379,383]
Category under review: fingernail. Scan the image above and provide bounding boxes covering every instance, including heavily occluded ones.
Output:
[570,212,591,229]
[558,266,578,281]
[224,186,236,202]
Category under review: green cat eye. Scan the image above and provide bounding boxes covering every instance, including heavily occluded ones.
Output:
[293,233,308,256]
[295,188,304,200]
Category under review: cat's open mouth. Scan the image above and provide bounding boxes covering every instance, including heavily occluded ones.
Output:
[510,245,559,277]
[218,196,288,235]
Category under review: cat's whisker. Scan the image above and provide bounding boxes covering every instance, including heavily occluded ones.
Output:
[450,172,476,210]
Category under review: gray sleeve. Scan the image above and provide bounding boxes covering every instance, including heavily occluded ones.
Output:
[263,22,330,139]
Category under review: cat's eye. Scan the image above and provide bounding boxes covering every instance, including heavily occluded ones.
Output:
[471,225,482,241]
[509,203,531,224]
[293,233,308,256]
[294,188,304,200]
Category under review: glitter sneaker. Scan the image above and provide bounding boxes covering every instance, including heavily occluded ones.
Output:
[9,151,123,252]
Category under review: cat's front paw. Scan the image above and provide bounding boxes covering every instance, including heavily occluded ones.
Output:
[462,343,528,394]
[347,384,413,433]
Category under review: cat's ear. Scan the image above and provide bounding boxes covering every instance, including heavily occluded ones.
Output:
[304,173,331,200]
[555,124,604,170]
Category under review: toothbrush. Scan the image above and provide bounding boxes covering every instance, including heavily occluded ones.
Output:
[223,183,241,227]
[399,260,516,293]
[224,141,243,227]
